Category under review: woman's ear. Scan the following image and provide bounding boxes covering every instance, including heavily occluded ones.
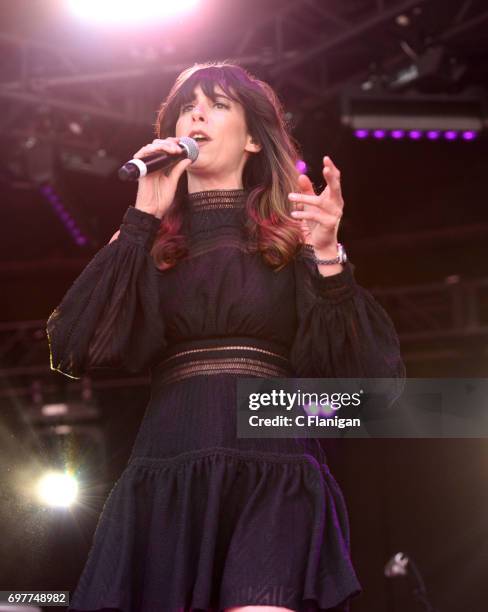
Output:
[245,135,262,154]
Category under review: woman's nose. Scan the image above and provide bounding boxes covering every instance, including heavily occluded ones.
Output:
[191,105,206,120]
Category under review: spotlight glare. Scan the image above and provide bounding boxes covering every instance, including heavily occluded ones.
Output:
[444,130,458,140]
[37,471,79,508]
[42,403,68,416]
[354,129,369,139]
[295,159,308,174]
[427,130,440,140]
[395,14,410,27]
[67,0,200,24]
[373,129,386,139]
[462,131,476,140]
[391,130,404,139]
[409,130,422,139]
[68,121,83,135]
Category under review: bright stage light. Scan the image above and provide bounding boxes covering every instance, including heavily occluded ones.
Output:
[67,0,200,24]
[36,471,79,508]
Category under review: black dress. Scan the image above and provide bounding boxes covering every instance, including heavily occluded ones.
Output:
[46,189,405,612]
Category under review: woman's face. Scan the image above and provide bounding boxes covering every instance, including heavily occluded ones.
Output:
[174,84,260,180]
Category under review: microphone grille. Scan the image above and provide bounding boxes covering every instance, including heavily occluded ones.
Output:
[178,137,199,162]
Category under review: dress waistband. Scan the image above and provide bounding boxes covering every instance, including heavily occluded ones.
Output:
[151,336,292,386]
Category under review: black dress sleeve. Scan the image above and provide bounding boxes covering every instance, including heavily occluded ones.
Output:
[290,247,406,398]
[46,206,167,380]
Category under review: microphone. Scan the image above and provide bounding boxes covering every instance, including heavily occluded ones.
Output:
[384,552,409,577]
[118,136,199,182]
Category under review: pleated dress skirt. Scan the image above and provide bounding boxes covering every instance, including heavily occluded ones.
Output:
[68,337,362,612]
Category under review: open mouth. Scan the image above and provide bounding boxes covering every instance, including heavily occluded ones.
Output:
[189,133,211,144]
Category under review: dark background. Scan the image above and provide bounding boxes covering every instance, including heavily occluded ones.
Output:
[0,1,487,611]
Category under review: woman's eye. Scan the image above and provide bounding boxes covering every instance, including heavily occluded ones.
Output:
[180,102,229,113]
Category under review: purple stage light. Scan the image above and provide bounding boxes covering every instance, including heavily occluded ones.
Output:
[373,130,386,139]
[39,182,87,247]
[427,130,440,140]
[409,130,422,139]
[462,131,476,140]
[444,131,457,140]
[391,130,405,139]
[295,159,308,174]
[354,129,368,139]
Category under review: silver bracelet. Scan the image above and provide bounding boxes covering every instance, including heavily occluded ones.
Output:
[312,243,347,265]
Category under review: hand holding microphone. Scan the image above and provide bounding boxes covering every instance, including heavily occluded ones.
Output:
[121,137,199,219]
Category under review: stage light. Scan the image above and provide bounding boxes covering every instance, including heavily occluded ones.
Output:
[68,121,83,135]
[295,159,308,174]
[395,14,411,27]
[342,86,485,135]
[354,129,369,139]
[42,403,68,417]
[67,0,200,24]
[39,182,88,246]
[351,127,477,142]
[36,470,79,508]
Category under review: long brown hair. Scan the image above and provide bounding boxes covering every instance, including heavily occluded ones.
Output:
[151,61,304,272]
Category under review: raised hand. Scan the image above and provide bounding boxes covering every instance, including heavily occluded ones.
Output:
[288,156,344,252]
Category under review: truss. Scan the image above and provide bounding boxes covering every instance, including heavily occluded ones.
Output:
[0,0,487,149]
